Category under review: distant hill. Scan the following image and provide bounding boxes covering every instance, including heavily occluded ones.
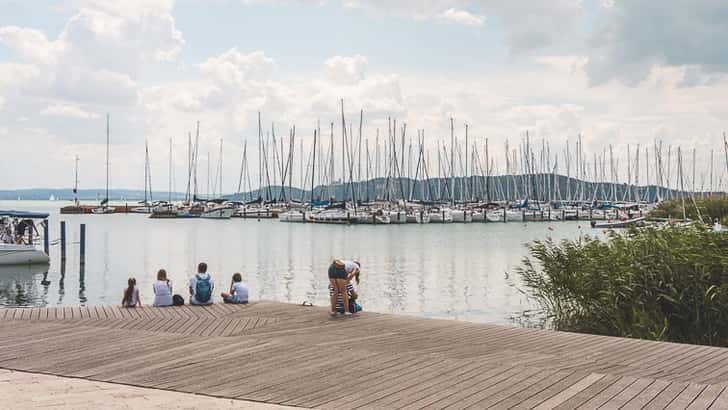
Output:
[2,174,721,203]
[0,189,186,201]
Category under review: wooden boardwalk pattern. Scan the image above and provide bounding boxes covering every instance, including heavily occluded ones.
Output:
[1,302,728,409]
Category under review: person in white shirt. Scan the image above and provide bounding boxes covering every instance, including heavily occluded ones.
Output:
[221,272,248,304]
[152,269,174,307]
[189,262,214,305]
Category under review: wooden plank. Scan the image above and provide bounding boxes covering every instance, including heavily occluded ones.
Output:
[569,375,637,409]
[621,379,672,410]
[643,381,690,409]
[599,377,655,408]
[666,383,708,409]
[687,384,725,410]
[709,386,728,409]
[532,372,605,409]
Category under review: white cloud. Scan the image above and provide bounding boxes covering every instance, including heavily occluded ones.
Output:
[41,103,99,119]
[0,26,60,64]
[324,55,367,84]
[200,49,276,86]
[439,8,484,26]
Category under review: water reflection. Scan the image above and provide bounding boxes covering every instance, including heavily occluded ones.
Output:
[0,264,50,307]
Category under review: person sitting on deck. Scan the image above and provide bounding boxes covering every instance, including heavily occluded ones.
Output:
[189,262,214,305]
[121,277,141,308]
[152,269,173,307]
[328,259,360,316]
[221,273,248,304]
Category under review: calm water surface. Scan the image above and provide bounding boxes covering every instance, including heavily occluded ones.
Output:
[0,200,600,326]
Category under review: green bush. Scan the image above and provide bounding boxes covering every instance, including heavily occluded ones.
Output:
[650,196,728,223]
[518,226,728,346]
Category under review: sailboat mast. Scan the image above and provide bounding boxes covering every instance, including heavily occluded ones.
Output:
[105,114,110,203]
[169,139,173,203]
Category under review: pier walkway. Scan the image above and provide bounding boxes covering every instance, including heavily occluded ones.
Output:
[1,301,727,409]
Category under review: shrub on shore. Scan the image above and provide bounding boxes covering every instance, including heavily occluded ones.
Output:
[517,226,728,346]
[649,196,728,224]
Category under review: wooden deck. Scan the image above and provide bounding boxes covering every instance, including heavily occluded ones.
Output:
[1,302,727,409]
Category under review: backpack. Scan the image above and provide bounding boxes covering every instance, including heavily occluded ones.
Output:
[195,274,212,303]
[172,294,184,306]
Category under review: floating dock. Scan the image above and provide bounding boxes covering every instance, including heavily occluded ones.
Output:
[1,301,726,409]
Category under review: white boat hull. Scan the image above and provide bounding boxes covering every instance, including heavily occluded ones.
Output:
[451,210,473,223]
[406,212,430,224]
[279,211,306,223]
[0,244,50,265]
[429,209,453,223]
[388,211,408,224]
[92,207,114,214]
[200,207,234,219]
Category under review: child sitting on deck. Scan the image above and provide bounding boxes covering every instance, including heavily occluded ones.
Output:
[121,277,141,308]
[221,273,248,304]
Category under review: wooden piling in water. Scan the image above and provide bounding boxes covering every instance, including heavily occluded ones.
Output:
[60,221,66,261]
[43,222,49,255]
[79,223,86,266]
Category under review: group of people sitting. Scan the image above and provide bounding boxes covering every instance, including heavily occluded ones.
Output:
[121,262,248,307]
[121,259,364,316]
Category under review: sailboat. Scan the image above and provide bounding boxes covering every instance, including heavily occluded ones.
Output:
[92,114,114,214]
[131,141,153,213]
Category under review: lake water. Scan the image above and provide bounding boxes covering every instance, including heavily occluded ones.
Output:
[0,200,599,326]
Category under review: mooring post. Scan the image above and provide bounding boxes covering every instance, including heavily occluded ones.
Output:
[503,208,506,223]
[79,223,86,266]
[43,221,49,254]
[60,221,66,261]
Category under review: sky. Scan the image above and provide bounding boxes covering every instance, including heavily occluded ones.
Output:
[1,0,727,192]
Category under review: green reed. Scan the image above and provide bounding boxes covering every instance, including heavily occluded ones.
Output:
[518,226,728,346]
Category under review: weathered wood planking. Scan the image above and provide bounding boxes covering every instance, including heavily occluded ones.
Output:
[0,301,727,409]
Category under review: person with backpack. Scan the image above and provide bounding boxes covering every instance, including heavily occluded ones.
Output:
[189,262,214,305]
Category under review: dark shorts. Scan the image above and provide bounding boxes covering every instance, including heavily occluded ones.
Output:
[328,264,347,280]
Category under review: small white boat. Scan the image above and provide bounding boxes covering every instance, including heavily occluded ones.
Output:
[470,210,485,222]
[308,209,353,224]
[130,206,152,214]
[91,206,114,214]
[352,211,390,225]
[388,210,408,224]
[591,216,646,229]
[279,210,306,223]
[429,208,453,223]
[200,205,234,219]
[234,206,278,219]
[451,209,473,223]
[406,211,430,224]
[149,203,178,218]
[0,244,50,265]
